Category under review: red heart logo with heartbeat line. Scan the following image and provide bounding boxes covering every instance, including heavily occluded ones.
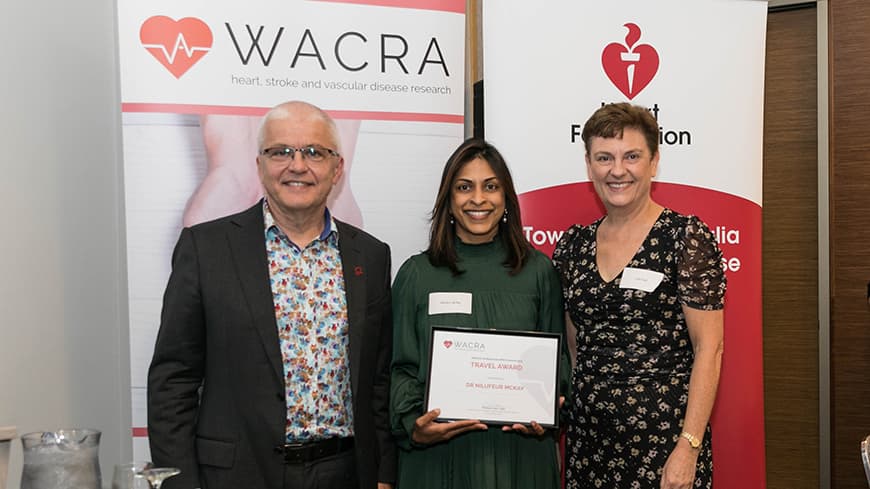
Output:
[601,23,659,100]
[140,16,213,79]
[443,340,453,349]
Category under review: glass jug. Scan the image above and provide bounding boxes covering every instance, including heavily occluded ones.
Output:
[20,429,101,489]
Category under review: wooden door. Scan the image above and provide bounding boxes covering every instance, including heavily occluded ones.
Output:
[829,1,870,487]
[762,5,820,489]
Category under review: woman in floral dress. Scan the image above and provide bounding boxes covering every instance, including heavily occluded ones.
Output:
[553,103,726,489]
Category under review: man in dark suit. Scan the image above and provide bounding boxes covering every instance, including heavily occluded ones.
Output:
[147,101,396,489]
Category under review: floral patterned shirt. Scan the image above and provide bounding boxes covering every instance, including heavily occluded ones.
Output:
[264,201,353,442]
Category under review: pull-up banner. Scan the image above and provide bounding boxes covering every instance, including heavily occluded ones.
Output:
[116,0,465,461]
[484,1,767,488]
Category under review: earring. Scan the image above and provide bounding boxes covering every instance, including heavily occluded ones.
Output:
[449,216,455,225]
[502,209,508,223]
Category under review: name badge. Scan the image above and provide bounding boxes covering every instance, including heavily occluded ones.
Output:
[428,292,472,315]
[620,267,664,292]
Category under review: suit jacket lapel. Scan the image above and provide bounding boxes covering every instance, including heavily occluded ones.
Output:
[336,220,365,395]
[227,202,284,383]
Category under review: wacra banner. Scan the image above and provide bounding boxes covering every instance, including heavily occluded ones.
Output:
[484,1,767,488]
[116,0,465,460]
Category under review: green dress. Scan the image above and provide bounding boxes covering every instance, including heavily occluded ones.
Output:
[390,239,570,489]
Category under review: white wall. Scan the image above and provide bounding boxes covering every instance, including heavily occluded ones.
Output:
[0,0,130,487]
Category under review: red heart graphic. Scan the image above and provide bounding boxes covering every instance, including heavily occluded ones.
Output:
[443,340,453,349]
[601,23,659,100]
[140,16,213,79]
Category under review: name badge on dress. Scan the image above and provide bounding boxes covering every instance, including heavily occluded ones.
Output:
[620,267,664,292]
[428,292,472,315]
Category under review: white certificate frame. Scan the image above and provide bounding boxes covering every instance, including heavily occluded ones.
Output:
[425,326,561,428]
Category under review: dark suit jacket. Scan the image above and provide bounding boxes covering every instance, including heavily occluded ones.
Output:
[147,202,396,489]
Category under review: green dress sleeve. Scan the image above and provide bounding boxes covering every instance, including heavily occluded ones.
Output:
[535,252,572,401]
[390,257,425,449]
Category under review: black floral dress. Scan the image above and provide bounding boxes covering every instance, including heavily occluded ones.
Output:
[552,209,726,489]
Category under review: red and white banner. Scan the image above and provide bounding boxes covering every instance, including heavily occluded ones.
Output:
[484,1,767,488]
[116,0,465,460]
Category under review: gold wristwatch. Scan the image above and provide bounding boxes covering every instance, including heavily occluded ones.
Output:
[680,431,702,449]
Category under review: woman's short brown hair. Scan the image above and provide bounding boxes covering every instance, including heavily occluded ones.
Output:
[581,102,659,156]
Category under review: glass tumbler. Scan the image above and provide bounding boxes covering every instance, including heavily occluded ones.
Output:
[20,429,101,489]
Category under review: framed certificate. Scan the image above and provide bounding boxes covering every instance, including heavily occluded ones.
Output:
[424,326,561,428]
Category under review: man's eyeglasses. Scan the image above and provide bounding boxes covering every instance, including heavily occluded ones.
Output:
[259,145,340,164]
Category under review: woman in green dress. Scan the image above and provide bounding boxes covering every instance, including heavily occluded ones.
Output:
[390,138,570,489]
